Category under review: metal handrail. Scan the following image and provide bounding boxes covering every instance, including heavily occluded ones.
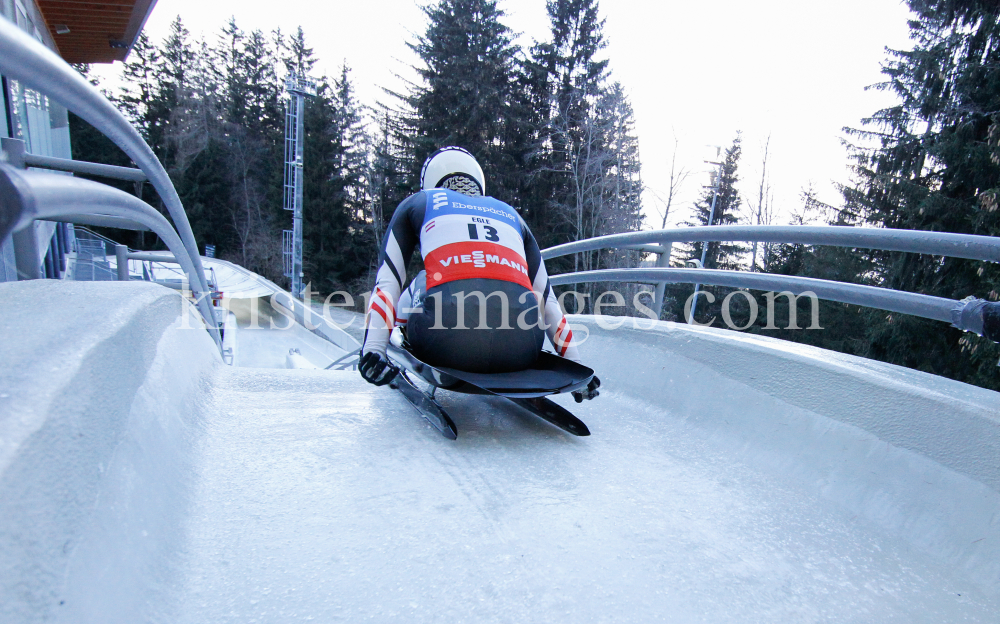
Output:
[24,152,147,182]
[50,213,150,231]
[542,225,1000,263]
[0,18,211,302]
[73,225,123,248]
[548,267,958,325]
[325,349,361,371]
[0,165,222,347]
[128,252,178,262]
[542,226,1000,339]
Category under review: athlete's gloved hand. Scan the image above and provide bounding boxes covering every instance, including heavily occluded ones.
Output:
[359,350,399,386]
[573,376,600,402]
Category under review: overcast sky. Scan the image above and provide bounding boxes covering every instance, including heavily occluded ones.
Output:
[95,0,914,229]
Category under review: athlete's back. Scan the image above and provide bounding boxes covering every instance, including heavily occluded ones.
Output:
[358,147,597,402]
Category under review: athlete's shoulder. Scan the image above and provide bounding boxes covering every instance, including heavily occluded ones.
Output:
[386,191,427,234]
[395,190,427,213]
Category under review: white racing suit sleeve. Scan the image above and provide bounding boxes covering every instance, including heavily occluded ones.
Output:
[363,249,403,356]
[521,218,580,362]
[362,193,423,355]
[531,259,581,362]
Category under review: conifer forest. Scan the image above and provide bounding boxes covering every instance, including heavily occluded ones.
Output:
[71,0,1000,392]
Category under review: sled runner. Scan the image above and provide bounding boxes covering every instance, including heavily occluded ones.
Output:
[386,341,593,439]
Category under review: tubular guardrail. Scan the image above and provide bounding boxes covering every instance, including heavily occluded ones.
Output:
[51,213,150,231]
[74,225,129,246]
[0,166,222,347]
[1,138,148,183]
[541,225,1000,342]
[549,268,957,324]
[542,225,1000,263]
[0,18,222,349]
[0,18,212,308]
[128,252,178,263]
[24,153,148,182]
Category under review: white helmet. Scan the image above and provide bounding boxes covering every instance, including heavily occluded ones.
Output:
[420,146,485,196]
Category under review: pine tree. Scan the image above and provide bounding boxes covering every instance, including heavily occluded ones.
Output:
[304,63,373,293]
[514,0,648,312]
[212,22,283,218]
[763,185,831,277]
[154,16,198,166]
[76,17,377,287]
[550,0,607,93]
[332,65,370,230]
[216,21,279,117]
[582,81,645,315]
[686,134,745,272]
[116,34,161,141]
[596,82,643,243]
[70,65,141,243]
[529,0,610,248]
[400,0,529,204]
[842,0,1000,388]
[540,0,608,142]
[220,23,290,280]
[570,83,643,274]
[281,26,317,77]
[158,17,285,279]
[366,108,412,266]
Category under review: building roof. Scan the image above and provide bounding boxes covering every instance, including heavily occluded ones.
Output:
[36,0,157,64]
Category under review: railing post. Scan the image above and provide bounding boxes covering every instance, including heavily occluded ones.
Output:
[1,138,26,169]
[1,138,41,280]
[651,243,672,318]
[12,229,41,280]
[115,244,129,281]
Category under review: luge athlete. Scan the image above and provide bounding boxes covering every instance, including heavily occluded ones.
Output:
[359,146,600,402]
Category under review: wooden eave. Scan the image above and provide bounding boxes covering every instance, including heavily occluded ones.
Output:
[36,0,158,64]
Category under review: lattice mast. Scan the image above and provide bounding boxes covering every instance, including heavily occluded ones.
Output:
[282,72,316,299]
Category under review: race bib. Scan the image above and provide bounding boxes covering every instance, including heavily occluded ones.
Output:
[421,190,532,290]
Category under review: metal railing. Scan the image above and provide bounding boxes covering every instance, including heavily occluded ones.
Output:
[542,225,1000,263]
[115,248,221,298]
[75,238,116,282]
[0,18,220,348]
[0,166,222,345]
[541,225,1000,340]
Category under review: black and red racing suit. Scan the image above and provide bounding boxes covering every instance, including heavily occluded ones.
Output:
[362,189,579,374]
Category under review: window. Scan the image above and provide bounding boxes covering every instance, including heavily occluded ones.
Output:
[0,79,9,139]
[14,0,27,32]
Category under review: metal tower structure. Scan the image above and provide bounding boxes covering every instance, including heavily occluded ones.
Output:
[688,150,723,323]
[282,72,316,300]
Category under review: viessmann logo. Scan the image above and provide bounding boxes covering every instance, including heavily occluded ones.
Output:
[438,250,529,275]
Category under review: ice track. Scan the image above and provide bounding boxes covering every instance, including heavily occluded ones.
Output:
[174,369,996,623]
[1,280,998,623]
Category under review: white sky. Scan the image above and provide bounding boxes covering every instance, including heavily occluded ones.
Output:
[94,0,913,229]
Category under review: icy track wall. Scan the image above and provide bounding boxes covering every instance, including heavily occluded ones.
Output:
[569,315,1000,594]
[0,281,220,623]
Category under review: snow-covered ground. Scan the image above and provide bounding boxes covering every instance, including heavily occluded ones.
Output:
[1,278,998,622]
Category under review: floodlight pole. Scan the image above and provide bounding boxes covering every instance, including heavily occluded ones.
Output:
[283,72,316,300]
[689,155,723,324]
